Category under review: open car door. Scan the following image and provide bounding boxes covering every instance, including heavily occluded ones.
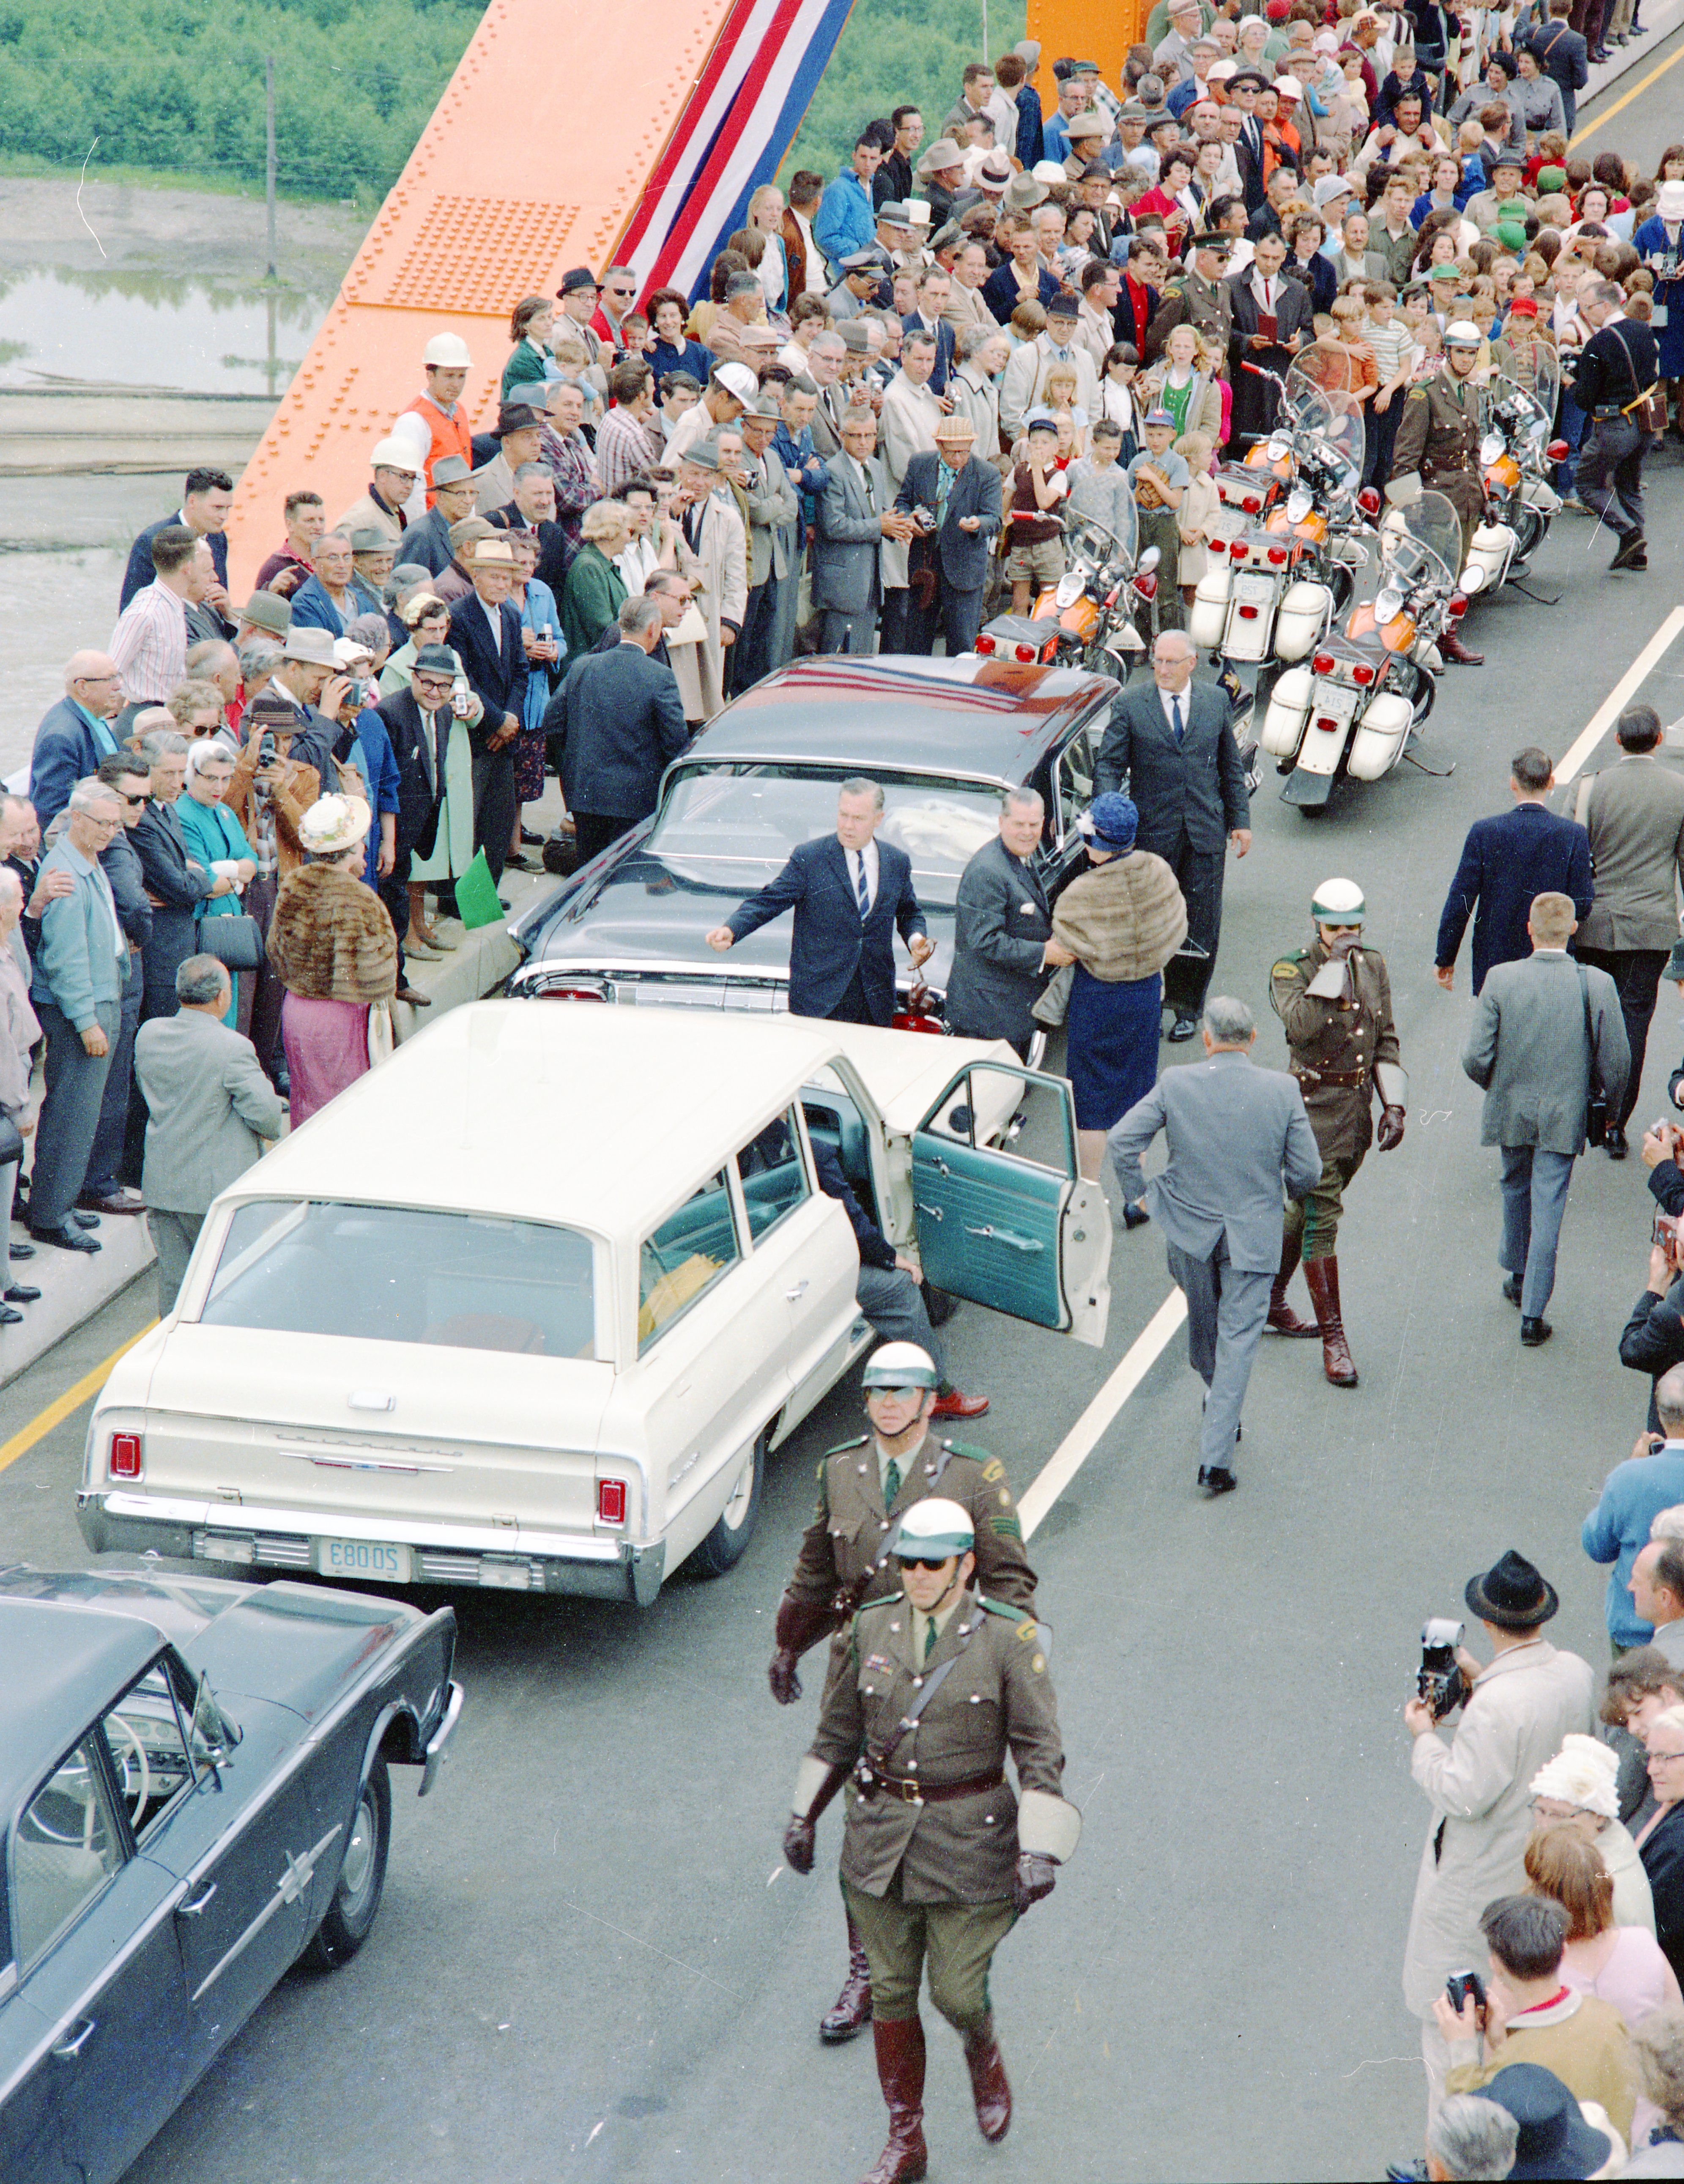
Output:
[911,1061,1110,1347]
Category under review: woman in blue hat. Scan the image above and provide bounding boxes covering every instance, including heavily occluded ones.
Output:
[1048,791,1188,1212]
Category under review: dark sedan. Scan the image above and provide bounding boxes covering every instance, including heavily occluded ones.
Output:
[0,1567,461,2184]
[507,654,1118,1019]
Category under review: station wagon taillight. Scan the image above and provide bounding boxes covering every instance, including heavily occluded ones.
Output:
[597,1479,627,1526]
[109,1432,143,1480]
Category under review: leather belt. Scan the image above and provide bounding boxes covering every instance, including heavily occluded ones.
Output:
[1294,1064,1368,1088]
[860,1766,1005,1806]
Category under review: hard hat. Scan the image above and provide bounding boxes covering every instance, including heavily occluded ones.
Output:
[422,332,473,368]
[892,1497,975,1560]
[1311,877,1366,922]
[1443,321,1481,349]
[862,1342,939,1392]
[370,436,419,471]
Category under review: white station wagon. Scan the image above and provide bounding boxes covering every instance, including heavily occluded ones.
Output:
[78,1004,1111,1603]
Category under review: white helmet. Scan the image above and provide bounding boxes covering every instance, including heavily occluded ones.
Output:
[862,1342,939,1392]
[893,1497,975,1560]
[1310,877,1365,922]
[422,332,473,368]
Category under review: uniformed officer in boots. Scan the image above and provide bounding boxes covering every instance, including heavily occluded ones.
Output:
[1144,230,1234,359]
[767,1343,1036,2046]
[781,1499,1078,2184]
[1387,320,1486,666]
[1268,877,1407,1387]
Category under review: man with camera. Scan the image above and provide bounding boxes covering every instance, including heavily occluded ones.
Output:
[1402,1549,1595,2118]
[1460,891,1629,1348]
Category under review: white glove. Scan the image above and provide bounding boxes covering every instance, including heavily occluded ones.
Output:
[1303,958,1348,1000]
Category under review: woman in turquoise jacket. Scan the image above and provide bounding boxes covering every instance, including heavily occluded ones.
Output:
[177,740,257,1026]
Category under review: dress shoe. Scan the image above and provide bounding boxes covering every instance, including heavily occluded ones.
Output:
[71,1210,99,1231]
[931,1388,989,1420]
[1611,532,1648,571]
[1122,1200,1151,1230]
[9,1242,33,1261]
[520,826,545,845]
[1438,629,1484,666]
[1521,1315,1552,1346]
[404,939,444,961]
[1166,1013,1199,1042]
[1502,1274,1523,1307]
[0,1303,20,1325]
[78,1187,143,1217]
[1197,1463,1238,1496]
[1607,1126,1629,1160]
[1627,552,1649,570]
[31,1223,100,1254]
[5,1284,41,1303]
[394,984,434,1006]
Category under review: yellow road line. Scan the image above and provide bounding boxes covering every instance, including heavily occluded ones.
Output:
[0,1324,156,1476]
[1571,37,1684,145]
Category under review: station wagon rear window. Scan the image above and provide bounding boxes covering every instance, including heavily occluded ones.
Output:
[651,765,1005,902]
[199,1201,597,1358]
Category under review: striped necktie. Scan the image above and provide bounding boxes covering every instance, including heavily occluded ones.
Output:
[854,851,870,918]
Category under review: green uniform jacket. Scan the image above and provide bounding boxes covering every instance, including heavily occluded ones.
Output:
[1145,271,1234,364]
[1389,369,1483,532]
[785,1433,1036,1617]
[1269,936,1401,1168]
[813,1587,1065,1903]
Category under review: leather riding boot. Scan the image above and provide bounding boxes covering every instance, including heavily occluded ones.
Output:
[962,2014,1013,2142]
[1303,1256,1358,1387]
[858,2015,928,2184]
[1438,628,1484,666]
[821,1913,874,2043]
[1267,1230,1320,1337]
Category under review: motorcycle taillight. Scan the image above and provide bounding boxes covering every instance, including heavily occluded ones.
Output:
[1266,546,1287,566]
[1014,642,1036,662]
[974,633,996,655]
[1241,495,1262,514]
[1228,539,1248,561]
[1312,652,1336,675]
[1448,595,1470,618]
[1351,663,1377,687]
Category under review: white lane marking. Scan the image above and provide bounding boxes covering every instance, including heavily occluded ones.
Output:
[1019,1288,1188,1540]
[1554,606,1684,785]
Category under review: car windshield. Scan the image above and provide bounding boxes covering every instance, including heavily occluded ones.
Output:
[650,765,1007,904]
[198,1200,597,1358]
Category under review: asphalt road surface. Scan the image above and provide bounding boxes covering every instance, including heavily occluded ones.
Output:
[8,71,1684,2184]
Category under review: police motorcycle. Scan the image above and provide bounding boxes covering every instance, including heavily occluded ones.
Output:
[974,507,1161,678]
[1462,337,1565,592]
[1259,486,1467,811]
[1190,345,1376,714]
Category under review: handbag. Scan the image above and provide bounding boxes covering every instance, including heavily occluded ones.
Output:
[1031,961,1074,1028]
[194,912,265,971]
[1610,322,1668,437]
[1577,962,1608,1150]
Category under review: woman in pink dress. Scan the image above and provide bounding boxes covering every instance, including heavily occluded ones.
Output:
[266,795,398,1129]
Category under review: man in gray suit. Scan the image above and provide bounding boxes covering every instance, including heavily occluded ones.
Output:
[1109,995,1323,1495]
[731,397,800,693]
[1572,704,1684,1159]
[133,955,286,1314]
[945,789,1072,1054]
[812,412,913,655]
[1093,630,1251,1041]
[27,779,128,1252]
[1462,891,1630,1347]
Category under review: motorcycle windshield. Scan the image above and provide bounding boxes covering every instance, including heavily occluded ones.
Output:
[1285,343,1366,491]
[1487,331,1561,433]
[1383,488,1461,593]
[1064,504,1139,574]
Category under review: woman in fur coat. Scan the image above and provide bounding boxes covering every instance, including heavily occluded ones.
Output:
[1050,791,1188,1200]
[267,795,398,1130]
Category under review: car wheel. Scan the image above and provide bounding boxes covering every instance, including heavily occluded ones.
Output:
[303,1758,391,1971]
[688,1432,765,1578]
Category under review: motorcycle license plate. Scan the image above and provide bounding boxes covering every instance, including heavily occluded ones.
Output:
[1233,573,1278,603]
[1054,572,1084,609]
[1213,507,1247,540]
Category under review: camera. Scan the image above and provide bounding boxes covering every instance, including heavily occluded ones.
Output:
[1418,1618,1468,1720]
[1445,1968,1486,2017]
[913,505,936,532]
[1657,1213,1682,1251]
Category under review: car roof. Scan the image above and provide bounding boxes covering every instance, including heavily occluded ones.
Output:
[222,1001,858,1232]
[682,656,1113,786]
[0,1598,163,1820]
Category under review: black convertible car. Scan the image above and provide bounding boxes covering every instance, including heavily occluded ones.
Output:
[506,653,1119,1021]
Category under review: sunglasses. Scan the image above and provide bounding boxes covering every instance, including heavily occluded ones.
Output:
[898,1556,956,1572]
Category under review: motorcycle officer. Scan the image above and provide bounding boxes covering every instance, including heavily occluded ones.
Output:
[1386,320,1486,666]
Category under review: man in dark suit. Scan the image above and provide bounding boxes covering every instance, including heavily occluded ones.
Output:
[894,419,1003,657]
[1225,233,1315,450]
[946,788,1069,1054]
[1094,631,1251,1041]
[118,468,235,616]
[374,643,462,994]
[1435,748,1594,997]
[446,536,528,885]
[706,778,933,1024]
[29,652,127,832]
[560,597,689,867]
[902,266,958,395]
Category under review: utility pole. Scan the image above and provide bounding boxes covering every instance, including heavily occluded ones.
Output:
[265,54,278,281]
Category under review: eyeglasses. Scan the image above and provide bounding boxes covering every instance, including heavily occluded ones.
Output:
[73,674,120,686]
[413,677,454,696]
[1649,1748,1684,1765]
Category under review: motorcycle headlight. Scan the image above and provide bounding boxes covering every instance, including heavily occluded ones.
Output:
[1375,585,1404,624]
[1266,437,1290,463]
[1479,431,1505,467]
[1285,486,1313,524]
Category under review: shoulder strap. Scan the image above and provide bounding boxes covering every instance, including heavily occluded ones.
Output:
[1608,321,1660,408]
[1577,960,1601,1082]
[872,1611,986,1770]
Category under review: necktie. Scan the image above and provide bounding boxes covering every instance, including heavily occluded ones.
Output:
[1172,697,1185,745]
[855,851,871,919]
[884,1457,901,1506]
[924,1618,938,1662]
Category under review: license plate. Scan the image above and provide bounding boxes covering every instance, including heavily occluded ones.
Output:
[317,1537,412,1584]
[1235,573,1278,602]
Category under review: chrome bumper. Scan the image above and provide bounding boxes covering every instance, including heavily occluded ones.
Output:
[77,1489,668,1606]
[419,1680,465,1797]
